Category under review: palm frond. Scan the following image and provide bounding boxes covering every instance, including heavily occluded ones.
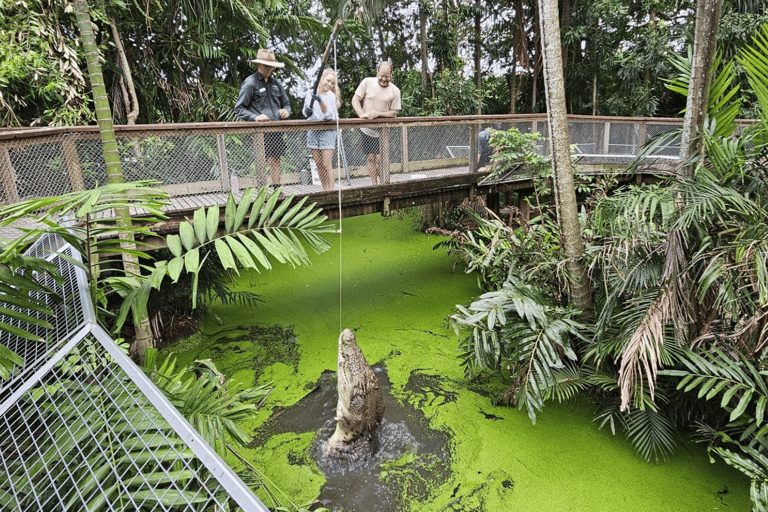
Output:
[663,347,768,441]
[144,350,271,454]
[452,275,588,423]
[617,286,672,411]
[621,405,678,462]
[148,186,334,311]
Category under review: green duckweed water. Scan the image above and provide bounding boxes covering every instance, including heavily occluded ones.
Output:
[163,211,750,511]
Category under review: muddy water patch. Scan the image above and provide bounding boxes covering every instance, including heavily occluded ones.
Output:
[252,363,453,511]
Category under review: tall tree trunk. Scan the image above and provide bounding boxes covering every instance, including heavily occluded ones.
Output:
[419,0,429,89]
[108,17,139,125]
[531,61,539,111]
[474,0,482,114]
[74,0,153,361]
[509,73,518,114]
[560,0,571,71]
[537,0,593,316]
[680,0,723,178]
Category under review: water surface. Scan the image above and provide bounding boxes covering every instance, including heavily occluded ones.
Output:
[166,211,750,511]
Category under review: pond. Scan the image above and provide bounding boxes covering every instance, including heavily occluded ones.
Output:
[163,211,750,511]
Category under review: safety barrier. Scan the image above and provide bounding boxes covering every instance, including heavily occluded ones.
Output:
[0,114,693,205]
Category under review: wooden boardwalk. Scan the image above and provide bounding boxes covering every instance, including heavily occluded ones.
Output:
[1,159,677,244]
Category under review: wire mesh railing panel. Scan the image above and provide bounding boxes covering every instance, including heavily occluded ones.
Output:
[8,138,74,201]
[73,134,109,190]
[0,235,88,398]
[607,122,640,155]
[404,124,472,181]
[0,333,236,511]
[646,123,682,156]
[569,121,606,155]
[0,234,268,511]
[225,132,258,182]
[118,134,219,187]
[0,116,699,205]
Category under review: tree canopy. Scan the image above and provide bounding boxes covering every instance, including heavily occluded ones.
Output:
[2,0,767,127]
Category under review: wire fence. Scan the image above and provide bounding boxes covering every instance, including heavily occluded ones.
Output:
[0,233,269,511]
[0,115,694,205]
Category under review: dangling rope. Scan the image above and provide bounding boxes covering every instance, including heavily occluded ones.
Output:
[332,34,344,332]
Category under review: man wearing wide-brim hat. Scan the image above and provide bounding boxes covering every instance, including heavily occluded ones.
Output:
[235,49,292,186]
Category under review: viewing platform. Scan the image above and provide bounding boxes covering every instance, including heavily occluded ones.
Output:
[0,114,701,240]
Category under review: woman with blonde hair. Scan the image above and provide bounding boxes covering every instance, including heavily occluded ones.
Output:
[303,69,341,191]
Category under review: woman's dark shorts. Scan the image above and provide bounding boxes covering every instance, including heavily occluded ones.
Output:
[360,132,380,155]
[265,132,287,158]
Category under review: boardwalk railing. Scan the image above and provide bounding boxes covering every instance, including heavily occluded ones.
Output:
[0,114,692,205]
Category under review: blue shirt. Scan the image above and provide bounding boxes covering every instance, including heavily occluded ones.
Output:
[234,71,292,122]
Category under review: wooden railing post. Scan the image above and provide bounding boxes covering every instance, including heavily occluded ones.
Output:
[602,121,611,155]
[400,125,409,175]
[0,144,19,203]
[62,135,85,191]
[469,124,479,173]
[380,127,391,184]
[252,131,268,188]
[216,134,231,193]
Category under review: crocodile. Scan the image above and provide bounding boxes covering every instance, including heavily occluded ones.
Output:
[325,329,385,462]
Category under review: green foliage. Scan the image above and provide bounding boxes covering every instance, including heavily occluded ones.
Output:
[0,0,93,126]
[421,68,484,116]
[434,207,563,293]
[451,273,588,424]
[144,349,270,454]
[486,127,549,178]
[145,186,334,317]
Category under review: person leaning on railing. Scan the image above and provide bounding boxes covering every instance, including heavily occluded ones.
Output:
[303,69,340,192]
[234,49,292,186]
[351,61,401,186]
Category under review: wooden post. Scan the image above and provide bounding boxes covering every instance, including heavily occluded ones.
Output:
[62,136,85,191]
[0,145,19,203]
[602,121,611,155]
[486,192,500,213]
[252,131,267,188]
[469,124,479,173]
[518,192,530,222]
[638,121,647,154]
[380,127,391,184]
[217,134,231,192]
[401,126,409,175]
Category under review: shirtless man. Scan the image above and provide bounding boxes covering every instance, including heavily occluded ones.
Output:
[352,62,401,185]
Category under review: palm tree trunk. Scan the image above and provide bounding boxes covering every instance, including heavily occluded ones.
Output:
[74,0,153,361]
[537,0,593,316]
[680,0,723,178]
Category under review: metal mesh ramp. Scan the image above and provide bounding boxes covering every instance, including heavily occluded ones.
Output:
[0,233,268,511]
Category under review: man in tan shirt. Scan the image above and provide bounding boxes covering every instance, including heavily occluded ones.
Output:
[352,62,401,185]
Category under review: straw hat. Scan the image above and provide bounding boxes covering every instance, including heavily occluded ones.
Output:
[249,49,285,68]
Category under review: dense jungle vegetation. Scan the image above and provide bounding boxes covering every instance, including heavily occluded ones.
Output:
[1,0,767,126]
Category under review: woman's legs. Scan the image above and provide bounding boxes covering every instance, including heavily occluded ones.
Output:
[311,148,336,191]
[321,149,335,191]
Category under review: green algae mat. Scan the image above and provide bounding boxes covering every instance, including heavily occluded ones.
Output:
[164,212,750,511]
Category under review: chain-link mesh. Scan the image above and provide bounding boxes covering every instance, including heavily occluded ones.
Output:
[0,233,268,511]
[0,117,694,206]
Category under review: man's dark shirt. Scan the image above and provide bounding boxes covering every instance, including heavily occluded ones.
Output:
[234,71,292,122]
[478,129,492,167]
